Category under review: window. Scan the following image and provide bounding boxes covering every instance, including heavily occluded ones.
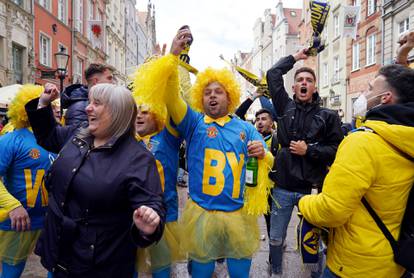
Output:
[353,0,361,19]
[334,15,339,38]
[58,0,67,24]
[366,33,376,66]
[352,43,360,70]
[12,0,23,7]
[74,57,83,84]
[399,18,410,35]
[88,0,94,39]
[323,63,329,86]
[12,44,23,84]
[38,0,50,10]
[367,0,376,16]
[74,0,83,33]
[88,0,94,20]
[40,33,51,67]
[333,56,340,82]
[0,36,4,66]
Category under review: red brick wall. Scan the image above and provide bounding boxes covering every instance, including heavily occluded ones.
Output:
[34,1,73,87]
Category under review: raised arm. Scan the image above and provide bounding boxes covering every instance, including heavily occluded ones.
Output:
[266,49,309,117]
[395,31,414,67]
[25,83,77,153]
[165,28,193,125]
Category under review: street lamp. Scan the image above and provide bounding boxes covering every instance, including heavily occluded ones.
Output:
[54,47,70,115]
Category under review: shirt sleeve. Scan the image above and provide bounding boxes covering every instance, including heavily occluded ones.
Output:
[174,107,201,142]
[127,148,166,248]
[0,133,16,176]
[298,133,376,227]
[0,180,21,221]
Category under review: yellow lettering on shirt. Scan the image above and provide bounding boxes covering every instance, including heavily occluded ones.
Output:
[226,152,245,199]
[202,149,225,196]
[24,169,48,207]
[156,160,165,192]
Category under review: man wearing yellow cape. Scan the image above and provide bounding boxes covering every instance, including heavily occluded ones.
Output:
[141,28,273,278]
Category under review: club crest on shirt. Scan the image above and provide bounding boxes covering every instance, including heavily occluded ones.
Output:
[29,148,41,160]
[239,131,246,142]
[206,126,218,138]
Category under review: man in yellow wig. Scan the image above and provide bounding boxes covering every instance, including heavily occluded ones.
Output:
[148,28,274,278]
[0,85,55,278]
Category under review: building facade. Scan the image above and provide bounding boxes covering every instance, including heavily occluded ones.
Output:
[298,0,318,70]
[34,0,73,86]
[106,0,126,84]
[346,0,382,121]
[0,0,34,86]
[318,0,348,116]
[382,0,413,66]
[72,0,107,85]
[124,0,139,77]
[272,1,302,96]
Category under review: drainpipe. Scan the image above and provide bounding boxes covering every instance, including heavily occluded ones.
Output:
[31,0,35,83]
[71,0,75,83]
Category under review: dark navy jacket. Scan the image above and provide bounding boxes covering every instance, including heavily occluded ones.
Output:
[26,98,165,277]
[61,84,89,126]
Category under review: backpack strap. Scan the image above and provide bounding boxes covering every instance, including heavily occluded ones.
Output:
[357,126,414,256]
[361,197,399,254]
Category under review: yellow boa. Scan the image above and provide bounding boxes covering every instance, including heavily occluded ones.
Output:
[243,152,274,216]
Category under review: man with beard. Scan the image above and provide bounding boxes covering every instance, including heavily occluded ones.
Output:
[266,48,343,277]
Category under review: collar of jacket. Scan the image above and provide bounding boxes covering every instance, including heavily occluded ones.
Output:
[74,130,132,150]
[204,115,232,126]
[294,91,321,108]
[365,102,414,128]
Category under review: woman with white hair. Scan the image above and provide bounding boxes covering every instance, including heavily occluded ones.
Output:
[25,83,165,278]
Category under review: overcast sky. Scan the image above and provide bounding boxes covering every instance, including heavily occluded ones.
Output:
[136,0,302,71]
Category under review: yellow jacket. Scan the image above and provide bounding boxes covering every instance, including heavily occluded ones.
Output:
[299,119,414,278]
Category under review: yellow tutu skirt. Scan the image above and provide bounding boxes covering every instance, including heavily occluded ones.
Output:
[179,200,260,263]
[136,221,184,273]
[0,230,41,265]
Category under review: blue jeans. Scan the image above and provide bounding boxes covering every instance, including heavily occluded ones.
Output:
[321,267,340,278]
[269,187,305,274]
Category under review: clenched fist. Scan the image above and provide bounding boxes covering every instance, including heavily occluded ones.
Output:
[133,205,160,235]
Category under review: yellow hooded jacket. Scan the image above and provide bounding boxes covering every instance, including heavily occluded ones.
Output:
[299,116,414,278]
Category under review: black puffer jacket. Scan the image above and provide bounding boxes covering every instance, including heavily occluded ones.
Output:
[26,98,165,277]
[61,84,89,126]
[266,55,343,194]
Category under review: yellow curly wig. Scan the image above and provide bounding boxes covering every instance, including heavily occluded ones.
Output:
[7,84,44,129]
[131,54,179,133]
[190,67,241,113]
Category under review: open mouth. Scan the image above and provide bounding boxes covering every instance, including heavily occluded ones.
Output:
[89,116,97,123]
[209,101,218,107]
[300,87,307,94]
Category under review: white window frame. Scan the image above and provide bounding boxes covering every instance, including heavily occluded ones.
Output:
[352,42,360,71]
[334,15,340,38]
[39,33,51,67]
[74,0,83,33]
[353,0,361,19]
[323,62,329,87]
[58,0,68,24]
[399,18,410,35]
[88,0,94,39]
[74,57,83,83]
[333,56,340,83]
[366,33,376,66]
[367,0,376,16]
[38,0,51,11]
